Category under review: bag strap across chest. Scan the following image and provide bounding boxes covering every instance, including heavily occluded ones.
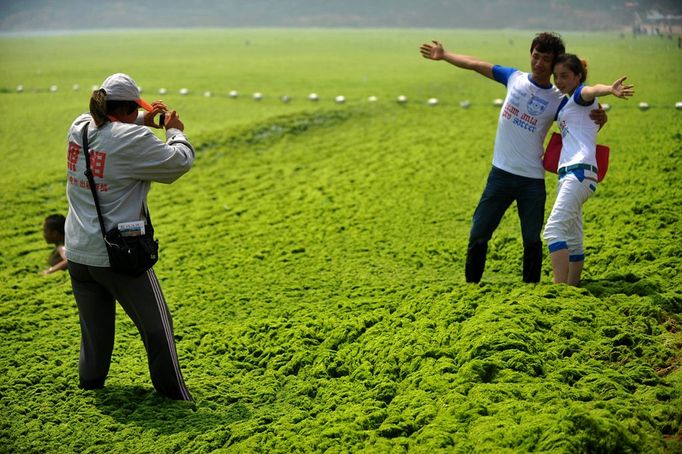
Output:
[80,123,153,238]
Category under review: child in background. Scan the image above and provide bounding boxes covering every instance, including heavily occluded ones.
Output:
[543,54,634,285]
[41,214,67,275]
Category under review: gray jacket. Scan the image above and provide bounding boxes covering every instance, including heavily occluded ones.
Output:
[65,113,195,267]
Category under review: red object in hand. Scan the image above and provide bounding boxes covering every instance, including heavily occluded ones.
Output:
[543,132,610,182]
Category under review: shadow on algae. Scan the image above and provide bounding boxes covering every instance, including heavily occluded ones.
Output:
[92,385,249,435]
[583,273,661,297]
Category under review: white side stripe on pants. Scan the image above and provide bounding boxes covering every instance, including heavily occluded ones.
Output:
[146,268,192,401]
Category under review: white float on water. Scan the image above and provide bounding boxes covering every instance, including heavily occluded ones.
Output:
[72,84,80,91]
[396,95,407,104]
[50,85,58,93]
[179,88,189,96]
[427,98,438,106]
[229,90,238,98]
[253,92,263,100]
[367,95,378,102]
[204,91,213,98]
[281,95,291,103]
[91,85,99,91]
[16,85,23,93]
[601,103,611,111]
[460,100,471,109]
[159,88,167,95]
[335,95,345,104]
[675,101,682,110]
[493,98,503,107]
[308,93,319,101]
[638,102,649,111]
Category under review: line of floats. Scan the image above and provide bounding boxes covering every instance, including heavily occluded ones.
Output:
[9,84,682,111]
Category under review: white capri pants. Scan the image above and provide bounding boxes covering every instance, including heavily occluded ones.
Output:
[543,169,597,262]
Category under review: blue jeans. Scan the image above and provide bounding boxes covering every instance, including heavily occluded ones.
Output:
[465,166,546,283]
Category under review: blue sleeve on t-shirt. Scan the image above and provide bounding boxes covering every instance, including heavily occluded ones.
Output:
[573,85,595,107]
[555,96,569,120]
[492,65,517,86]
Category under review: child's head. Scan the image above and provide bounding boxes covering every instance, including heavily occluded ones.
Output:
[43,214,65,243]
[553,53,588,95]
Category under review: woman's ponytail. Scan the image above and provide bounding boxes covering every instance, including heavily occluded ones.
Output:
[89,89,108,127]
[579,59,588,84]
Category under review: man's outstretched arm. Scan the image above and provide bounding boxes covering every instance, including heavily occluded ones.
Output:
[420,40,494,80]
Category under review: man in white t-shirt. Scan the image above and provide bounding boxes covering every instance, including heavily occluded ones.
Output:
[420,33,606,283]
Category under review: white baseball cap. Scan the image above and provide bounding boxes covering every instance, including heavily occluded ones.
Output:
[100,73,153,112]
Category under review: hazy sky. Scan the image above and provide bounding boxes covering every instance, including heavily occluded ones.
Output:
[0,0,679,32]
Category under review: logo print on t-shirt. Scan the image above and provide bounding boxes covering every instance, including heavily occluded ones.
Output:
[527,95,548,116]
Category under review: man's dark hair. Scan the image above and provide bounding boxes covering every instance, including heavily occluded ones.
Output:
[44,214,66,235]
[530,32,565,62]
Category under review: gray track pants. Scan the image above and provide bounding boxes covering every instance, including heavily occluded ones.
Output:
[68,261,193,401]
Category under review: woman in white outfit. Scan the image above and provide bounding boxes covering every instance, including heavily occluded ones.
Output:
[543,54,634,286]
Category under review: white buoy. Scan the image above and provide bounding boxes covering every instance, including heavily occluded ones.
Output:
[159,88,167,95]
[16,85,23,93]
[427,98,438,106]
[50,85,58,93]
[179,88,189,96]
[459,100,471,109]
[601,103,611,111]
[137,86,143,93]
[91,85,99,91]
[253,92,263,101]
[675,101,682,110]
[493,98,503,107]
[335,95,345,104]
[72,84,80,91]
[204,91,213,98]
[229,90,238,98]
[396,95,407,104]
[281,95,291,103]
[308,93,319,101]
[638,102,649,111]
[367,95,378,102]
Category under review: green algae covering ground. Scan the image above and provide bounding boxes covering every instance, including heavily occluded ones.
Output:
[0,29,681,452]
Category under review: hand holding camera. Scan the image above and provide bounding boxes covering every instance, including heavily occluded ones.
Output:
[160,110,184,131]
[142,100,184,131]
[143,100,168,129]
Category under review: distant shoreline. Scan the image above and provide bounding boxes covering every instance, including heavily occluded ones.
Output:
[0,28,169,37]
[0,26,635,38]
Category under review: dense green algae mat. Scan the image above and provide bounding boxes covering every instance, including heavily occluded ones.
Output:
[1,29,681,452]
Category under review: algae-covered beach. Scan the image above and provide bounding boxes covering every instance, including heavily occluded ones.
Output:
[0,28,680,452]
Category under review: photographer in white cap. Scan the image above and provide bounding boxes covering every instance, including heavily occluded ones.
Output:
[64,73,194,401]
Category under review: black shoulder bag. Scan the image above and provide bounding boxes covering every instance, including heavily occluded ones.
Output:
[81,124,159,276]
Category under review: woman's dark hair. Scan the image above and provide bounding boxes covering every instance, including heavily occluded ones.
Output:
[89,89,138,127]
[44,214,65,235]
[530,32,565,63]
[555,53,588,83]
